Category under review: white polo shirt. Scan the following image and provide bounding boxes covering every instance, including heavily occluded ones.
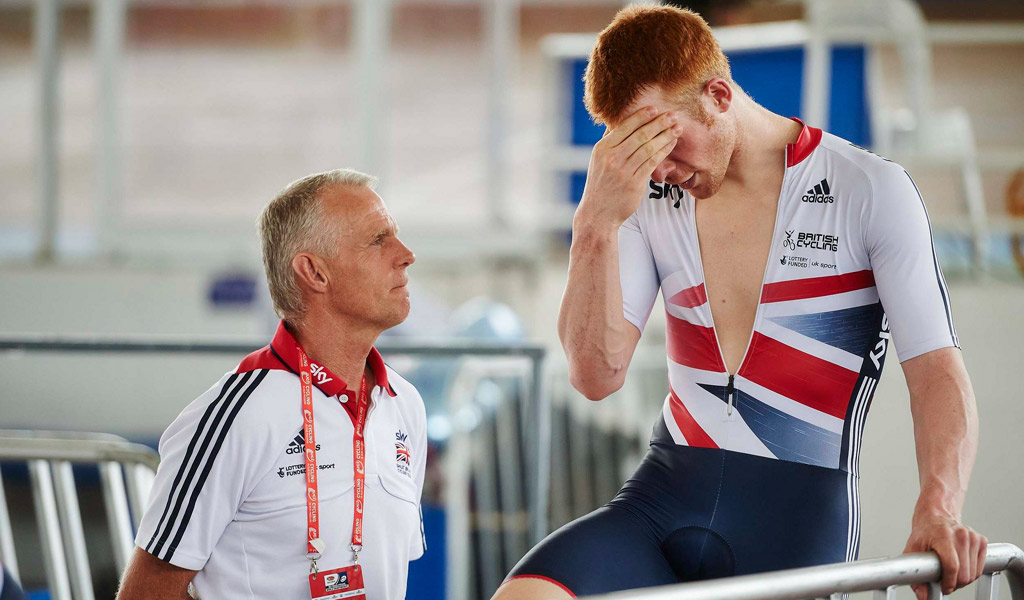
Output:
[135,322,427,599]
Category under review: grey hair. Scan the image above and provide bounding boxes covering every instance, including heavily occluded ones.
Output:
[257,168,378,322]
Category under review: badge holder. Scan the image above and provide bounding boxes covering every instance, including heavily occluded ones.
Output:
[299,345,369,600]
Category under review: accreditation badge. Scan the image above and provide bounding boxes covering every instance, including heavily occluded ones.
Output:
[309,564,366,600]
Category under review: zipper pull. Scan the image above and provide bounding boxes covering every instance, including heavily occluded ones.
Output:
[726,374,735,416]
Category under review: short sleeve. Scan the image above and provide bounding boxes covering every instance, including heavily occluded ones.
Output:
[619,211,661,333]
[864,166,959,362]
[135,370,273,570]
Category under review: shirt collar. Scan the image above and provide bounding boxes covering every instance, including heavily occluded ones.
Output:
[786,117,823,167]
[268,321,396,398]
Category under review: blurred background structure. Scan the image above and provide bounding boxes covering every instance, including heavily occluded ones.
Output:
[1,0,1023,599]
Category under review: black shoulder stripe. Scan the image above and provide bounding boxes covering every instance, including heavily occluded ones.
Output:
[146,371,242,554]
[903,171,958,347]
[150,370,254,558]
[163,369,269,561]
[269,344,298,376]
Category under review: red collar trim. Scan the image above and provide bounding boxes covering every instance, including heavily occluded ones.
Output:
[238,321,396,398]
[786,118,823,168]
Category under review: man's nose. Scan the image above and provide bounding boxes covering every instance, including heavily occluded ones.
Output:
[396,239,415,268]
[651,160,676,183]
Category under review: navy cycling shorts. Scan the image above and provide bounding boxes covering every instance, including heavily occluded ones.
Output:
[507,437,859,596]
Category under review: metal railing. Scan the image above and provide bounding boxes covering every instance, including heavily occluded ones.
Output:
[0,333,550,543]
[582,543,1024,600]
[0,430,159,600]
[0,334,550,600]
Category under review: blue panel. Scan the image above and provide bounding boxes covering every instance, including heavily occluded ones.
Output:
[569,171,587,206]
[406,503,446,600]
[726,45,869,147]
[698,384,841,468]
[570,59,604,146]
[828,45,871,147]
[769,302,882,356]
[726,46,805,120]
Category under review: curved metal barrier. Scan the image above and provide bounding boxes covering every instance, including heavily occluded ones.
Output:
[581,543,1024,600]
[0,430,159,600]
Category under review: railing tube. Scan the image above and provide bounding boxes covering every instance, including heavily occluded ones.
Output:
[580,543,1024,600]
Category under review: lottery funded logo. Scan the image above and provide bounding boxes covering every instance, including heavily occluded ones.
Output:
[780,255,810,269]
[301,371,311,385]
[308,526,318,539]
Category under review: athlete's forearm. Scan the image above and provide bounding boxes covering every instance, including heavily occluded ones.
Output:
[905,348,979,522]
[558,217,635,400]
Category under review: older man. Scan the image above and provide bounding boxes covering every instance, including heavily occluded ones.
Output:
[117,169,425,599]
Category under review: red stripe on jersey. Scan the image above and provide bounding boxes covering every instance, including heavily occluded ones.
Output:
[666,311,726,372]
[760,270,876,304]
[669,388,718,449]
[668,283,708,308]
[738,333,857,419]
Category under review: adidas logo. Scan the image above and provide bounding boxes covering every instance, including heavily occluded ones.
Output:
[802,179,834,204]
[286,433,320,455]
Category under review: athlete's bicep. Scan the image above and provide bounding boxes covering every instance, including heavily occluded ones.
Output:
[619,211,661,334]
[135,370,272,570]
[865,167,958,362]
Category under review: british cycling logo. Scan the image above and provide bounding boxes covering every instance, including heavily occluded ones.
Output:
[782,230,839,252]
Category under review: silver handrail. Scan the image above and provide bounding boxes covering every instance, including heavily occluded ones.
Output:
[0,434,160,472]
[0,430,160,597]
[581,543,1024,600]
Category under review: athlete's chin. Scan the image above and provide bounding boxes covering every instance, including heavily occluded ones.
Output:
[689,183,717,200]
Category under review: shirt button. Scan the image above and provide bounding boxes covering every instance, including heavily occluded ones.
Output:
[339,393,349,403]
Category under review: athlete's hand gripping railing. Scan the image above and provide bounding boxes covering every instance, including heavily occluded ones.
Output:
[580,543,1024,600]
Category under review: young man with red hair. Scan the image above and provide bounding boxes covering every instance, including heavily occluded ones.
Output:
[493,5,985,599]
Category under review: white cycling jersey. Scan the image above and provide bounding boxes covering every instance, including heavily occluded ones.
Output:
[620,120,958,472]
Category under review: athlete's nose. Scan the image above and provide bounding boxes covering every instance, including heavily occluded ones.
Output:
[651,160,676,183]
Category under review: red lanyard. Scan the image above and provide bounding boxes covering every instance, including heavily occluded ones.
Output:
[298,346,369,572]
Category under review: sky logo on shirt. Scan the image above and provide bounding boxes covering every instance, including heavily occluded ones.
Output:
[309,362,333,385]
[649,181,684,208]
[395,430,411,476]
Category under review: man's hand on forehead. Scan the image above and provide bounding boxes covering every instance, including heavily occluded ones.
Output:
[574,105,682,228]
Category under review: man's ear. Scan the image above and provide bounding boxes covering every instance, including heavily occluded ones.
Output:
[705,78,733,114]
[291,252,329,296]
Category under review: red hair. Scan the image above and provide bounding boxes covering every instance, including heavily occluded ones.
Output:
[583,4,731,125]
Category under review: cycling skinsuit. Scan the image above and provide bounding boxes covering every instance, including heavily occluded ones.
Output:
[507,121,959,596]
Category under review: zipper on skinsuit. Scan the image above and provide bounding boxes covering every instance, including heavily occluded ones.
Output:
[726,374,735,416]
